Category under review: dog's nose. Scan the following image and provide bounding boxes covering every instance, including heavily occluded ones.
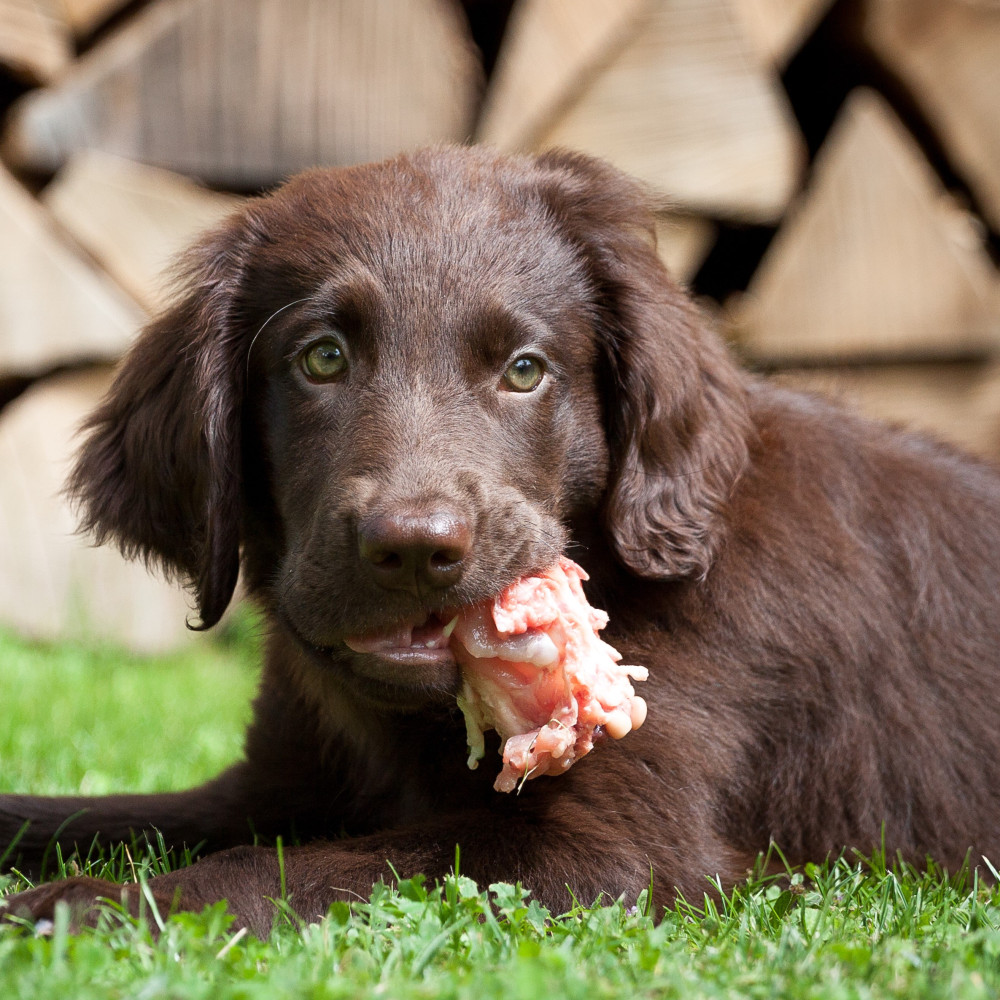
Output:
[358,509,471,591]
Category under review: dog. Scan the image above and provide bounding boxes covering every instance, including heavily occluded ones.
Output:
[2,146,999,937]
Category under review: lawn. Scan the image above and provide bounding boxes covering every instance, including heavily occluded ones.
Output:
[1,617,999,999]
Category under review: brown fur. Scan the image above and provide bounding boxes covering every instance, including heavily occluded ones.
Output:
[3,147,1000,936]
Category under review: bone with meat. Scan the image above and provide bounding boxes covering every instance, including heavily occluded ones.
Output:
[448,557,648,792]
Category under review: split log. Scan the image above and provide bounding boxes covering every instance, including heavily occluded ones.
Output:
[0,164,145,379]
[862,0,1000,233]
[476,0,646,151]
[774,362,1000,461]
[729,89,1000,362]
[4,0,481,187]
[732,0,834,66]
[43,150,242,312]
[482,0,803,222]
[0,0,72,82]
[0,368,196,653]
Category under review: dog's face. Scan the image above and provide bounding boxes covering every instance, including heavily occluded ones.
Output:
[69,148,750,711]
[241,161,610,703]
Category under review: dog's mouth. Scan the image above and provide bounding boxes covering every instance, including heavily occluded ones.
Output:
[331,611,465,700]
[343,611,459,660]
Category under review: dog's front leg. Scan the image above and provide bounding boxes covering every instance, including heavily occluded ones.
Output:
[0,762,269,877]
[2,793,748,937]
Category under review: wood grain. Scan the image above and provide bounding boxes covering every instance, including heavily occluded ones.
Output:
[477,0,646,150]
[531,0,804,222]
[0,368,196,652]
[4,0,482,186]
[42,150,242,312]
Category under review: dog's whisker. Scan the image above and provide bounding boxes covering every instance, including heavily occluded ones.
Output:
[244,297,313,378]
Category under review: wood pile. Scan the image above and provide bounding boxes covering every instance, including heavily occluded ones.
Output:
[0,0,998,650]
[728,88,999,363]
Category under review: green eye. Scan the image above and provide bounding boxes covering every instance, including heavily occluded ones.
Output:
[503,355,545,392]
[302,338,347,380]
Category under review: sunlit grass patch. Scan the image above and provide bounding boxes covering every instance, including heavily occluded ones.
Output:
[0,612,261,797]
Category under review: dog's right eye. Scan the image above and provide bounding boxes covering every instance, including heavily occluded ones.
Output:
[301,339,347,381]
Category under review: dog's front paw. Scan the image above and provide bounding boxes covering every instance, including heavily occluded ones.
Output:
[2,877,131,931]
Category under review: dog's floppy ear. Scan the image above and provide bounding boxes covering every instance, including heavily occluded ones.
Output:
[537,150,751,580]
[68,214,256,629]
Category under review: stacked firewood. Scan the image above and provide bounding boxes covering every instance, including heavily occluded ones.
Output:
[0,0,998,650]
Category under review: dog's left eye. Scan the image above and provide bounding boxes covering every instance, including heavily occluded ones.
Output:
[301,339,347,381]
[502,356,545,392]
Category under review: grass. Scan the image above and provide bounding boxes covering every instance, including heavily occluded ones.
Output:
[2,618,1000,998]
[0,613,259,797]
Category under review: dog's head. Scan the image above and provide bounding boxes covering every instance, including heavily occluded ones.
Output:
[70,147,749,708]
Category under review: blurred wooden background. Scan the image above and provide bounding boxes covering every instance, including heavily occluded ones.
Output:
[1,0,998,651]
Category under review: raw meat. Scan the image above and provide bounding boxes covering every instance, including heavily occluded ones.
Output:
[447,557,648,793]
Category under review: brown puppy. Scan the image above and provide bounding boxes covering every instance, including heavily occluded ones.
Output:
[3,147,999,937]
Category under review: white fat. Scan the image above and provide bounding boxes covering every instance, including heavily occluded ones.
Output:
[604,708,632,740]
[461,620,559,668]
[456,686,486,770]
[630,695,648,730]
[496,631,560,667]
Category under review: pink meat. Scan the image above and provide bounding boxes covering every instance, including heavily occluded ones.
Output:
[448,557,648,793]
